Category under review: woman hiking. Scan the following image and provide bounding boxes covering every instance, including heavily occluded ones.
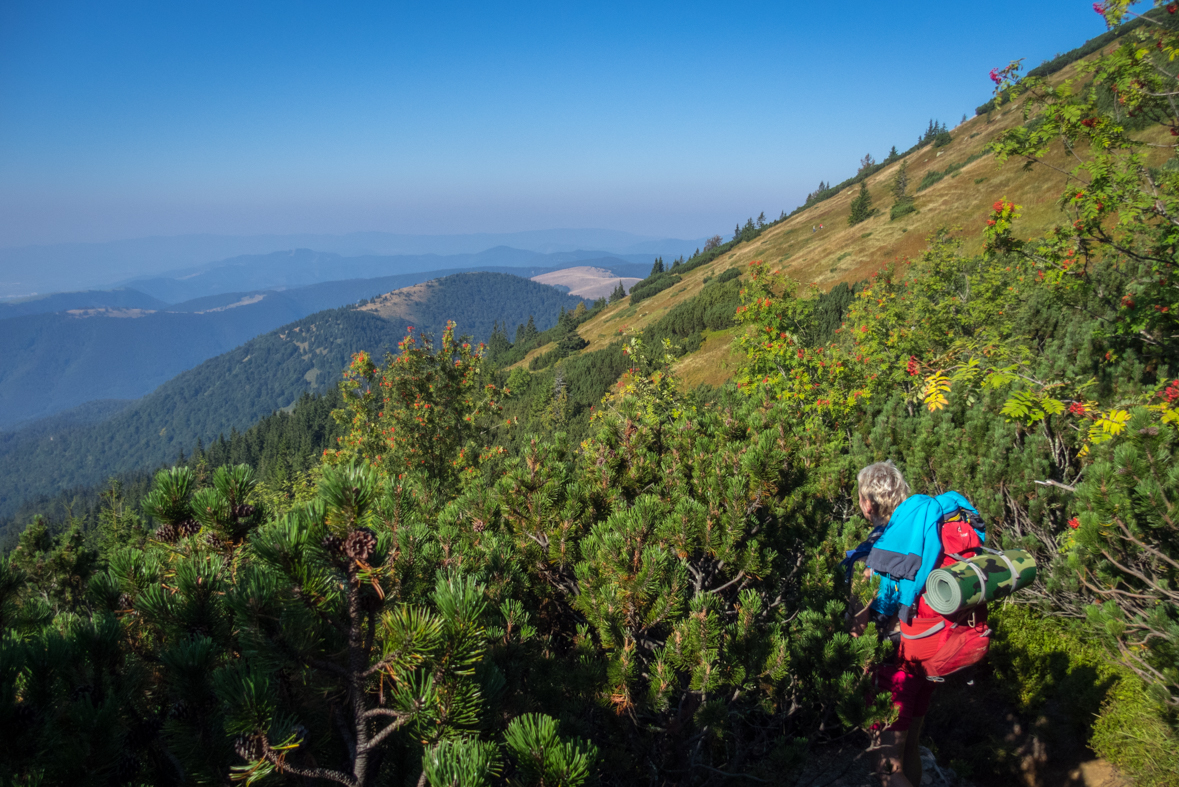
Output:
[847,461,988,787]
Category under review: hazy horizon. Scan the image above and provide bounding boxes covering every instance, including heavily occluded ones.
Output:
[1,1,1115,248]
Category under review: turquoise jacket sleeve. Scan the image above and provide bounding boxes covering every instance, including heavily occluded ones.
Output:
[866,491,982,623]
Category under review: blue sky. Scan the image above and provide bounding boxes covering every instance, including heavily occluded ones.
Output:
[0,1,1117,247]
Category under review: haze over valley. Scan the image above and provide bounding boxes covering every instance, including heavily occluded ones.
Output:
[4,3,1177,786]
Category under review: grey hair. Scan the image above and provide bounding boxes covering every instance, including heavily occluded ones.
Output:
[857,461,911,521]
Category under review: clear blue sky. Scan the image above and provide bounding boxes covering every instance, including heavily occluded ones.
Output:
[0,1,1117,247]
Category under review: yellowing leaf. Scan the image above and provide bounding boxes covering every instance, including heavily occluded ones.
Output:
[1097,409,1132,435]
[922,372,952,412]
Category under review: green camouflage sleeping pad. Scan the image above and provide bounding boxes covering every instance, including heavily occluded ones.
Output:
[923,549,1037,615]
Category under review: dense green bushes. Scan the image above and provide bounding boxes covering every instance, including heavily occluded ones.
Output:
[1,345,894,785]
[626,272,681,305]
[889,201,917,220]
[6,9,1179,785]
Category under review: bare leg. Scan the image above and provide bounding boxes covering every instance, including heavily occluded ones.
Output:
[902,716,924,786]
[872,729,916,787]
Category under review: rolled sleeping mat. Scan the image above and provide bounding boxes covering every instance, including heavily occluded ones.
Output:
[923,549,1037,616]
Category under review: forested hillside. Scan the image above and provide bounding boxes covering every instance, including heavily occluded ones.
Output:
[0,272,583,519]
[0,296,307,428]
[3,7,1179,787]
[0,261,642,429]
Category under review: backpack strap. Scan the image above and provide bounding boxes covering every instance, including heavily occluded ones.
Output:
[901,620,946,640]
[950,554,988,589]
[982,547,1021,580]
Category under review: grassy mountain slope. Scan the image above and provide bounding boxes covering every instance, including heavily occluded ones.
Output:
[535,53,1176,391]
[530,266,642,298]
[0,272,583,516]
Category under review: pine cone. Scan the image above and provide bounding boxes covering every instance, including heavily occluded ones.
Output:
[154,523,178,543]
[204,531,225,549]
[177,519,200,538]
[472,518,486,533]
[117,593,134,611]
[232,504,256,519]
[321,535,344,555]
[343,528,377,562]
[234,733,267,761]
[168,700,190,720]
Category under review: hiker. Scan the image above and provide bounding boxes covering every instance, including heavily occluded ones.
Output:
[846,462,990,787]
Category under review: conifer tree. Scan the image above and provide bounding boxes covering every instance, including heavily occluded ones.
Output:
[609,280,626,303]
[891,159,909,202]
[650,257,664,276]
[486,322,512,363]
[741,217,756,240]
[889,160,915,220]
[847,181,873,226]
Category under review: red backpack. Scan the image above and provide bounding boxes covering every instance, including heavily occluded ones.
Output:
[897,516,991,680]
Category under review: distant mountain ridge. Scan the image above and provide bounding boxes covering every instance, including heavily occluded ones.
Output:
[0,271,584,516]
[123,247,653,303]
[0,289,171,319]
[0,229,706,298]
[0,257,648,429]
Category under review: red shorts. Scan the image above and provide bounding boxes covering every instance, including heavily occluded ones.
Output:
[874,661,935,732]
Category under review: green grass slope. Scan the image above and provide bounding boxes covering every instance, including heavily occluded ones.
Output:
[540,42,1175,392]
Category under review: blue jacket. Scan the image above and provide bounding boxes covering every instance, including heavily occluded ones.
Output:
[865,491,984,623]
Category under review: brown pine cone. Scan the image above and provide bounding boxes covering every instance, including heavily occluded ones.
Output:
[321,535,344,555]
[234,733,267,761]
[232,504,256,519]
[177,519,201,538]
[204,531,225,549]
[343,527,377,562]
[154,523,178,543]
